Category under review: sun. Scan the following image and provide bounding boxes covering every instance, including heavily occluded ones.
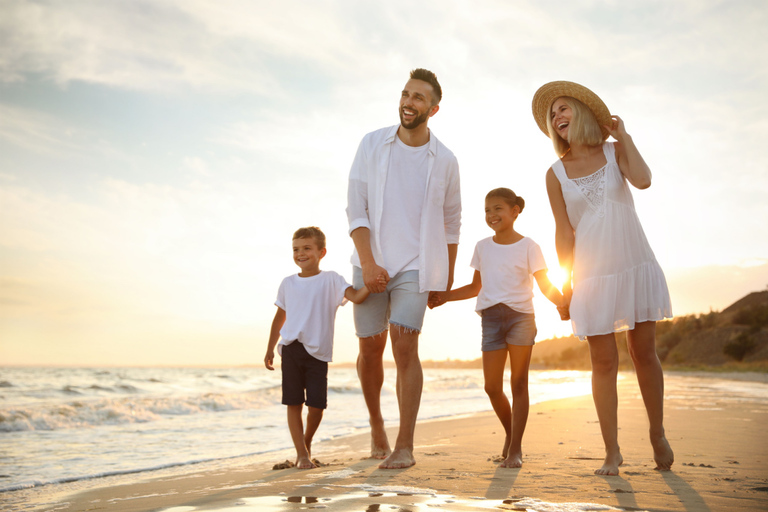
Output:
[547,267,568,290]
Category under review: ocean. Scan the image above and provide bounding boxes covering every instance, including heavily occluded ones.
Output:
[1,366,766,508]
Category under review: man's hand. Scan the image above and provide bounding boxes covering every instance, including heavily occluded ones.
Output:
[363,263,390,293]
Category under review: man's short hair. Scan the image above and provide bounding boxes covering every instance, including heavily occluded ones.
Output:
[410,68,442,105]
[292,226,326,250]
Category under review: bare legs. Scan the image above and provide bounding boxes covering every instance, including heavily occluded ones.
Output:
[483,345,533,468]
[286,404,323,469]
[587,321,673,475]
[357,325,422,469]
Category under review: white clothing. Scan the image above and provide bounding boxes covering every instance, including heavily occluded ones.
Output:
[275,271,351,362]
[470,236,547,315]
[346,125,462,293]
[551,142,672,339]
[379,136,429,275]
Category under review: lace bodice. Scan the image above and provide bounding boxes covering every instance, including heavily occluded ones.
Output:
[572,166,606,217]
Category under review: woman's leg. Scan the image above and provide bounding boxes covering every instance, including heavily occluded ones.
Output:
[627,321,674,470]
[501,344,533,468]
[587,333,623,475]
[482,348,512,459]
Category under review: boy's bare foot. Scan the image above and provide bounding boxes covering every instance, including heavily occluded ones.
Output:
[370,419,391,459]
[651,432,674,471]
[378,448,415,469]
[595,450,623,476]
[500,451,523,468]
[296,456,316,470]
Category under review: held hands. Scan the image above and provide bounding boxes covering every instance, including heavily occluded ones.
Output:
[557,303,570,321]
[427,291,447,309]
[363,263,390,293]
[558,280,572,321]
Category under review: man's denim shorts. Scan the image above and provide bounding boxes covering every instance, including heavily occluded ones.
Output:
[352,268,428,338]
[480,303,537,351]
[281,341,328,409]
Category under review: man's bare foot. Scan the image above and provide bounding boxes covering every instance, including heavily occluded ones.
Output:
[296,456,317,469]
[651,432,674,471]
[378,448,415,469]
[595,451,623,476]
[500,451,523,468]
[370,420,391,459]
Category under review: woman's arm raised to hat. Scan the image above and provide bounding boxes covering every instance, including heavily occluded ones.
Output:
[546,167,575,305]
[606,115,652,190]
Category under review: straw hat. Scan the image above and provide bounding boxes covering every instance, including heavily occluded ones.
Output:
[532,81,612,140]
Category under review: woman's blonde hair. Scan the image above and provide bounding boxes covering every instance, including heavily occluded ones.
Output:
[547,96,604,157]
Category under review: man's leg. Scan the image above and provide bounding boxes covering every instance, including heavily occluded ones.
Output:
[357,332,391,459]
[379,325,421,469]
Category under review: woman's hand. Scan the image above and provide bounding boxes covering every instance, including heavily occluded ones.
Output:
[604,115,629,141]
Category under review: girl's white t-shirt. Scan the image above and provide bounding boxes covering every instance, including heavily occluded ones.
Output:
[275,270,351,362]
[470,236,547,314]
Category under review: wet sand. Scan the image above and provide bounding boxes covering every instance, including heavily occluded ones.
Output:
[18,374,768,512]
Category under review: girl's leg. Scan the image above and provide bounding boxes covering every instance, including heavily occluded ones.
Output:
[626,321,674,470]
[287,404,315,469]
[587,334,623,475]
[304,406,324,460]
[501,344,533,468]
[482,348,512,458]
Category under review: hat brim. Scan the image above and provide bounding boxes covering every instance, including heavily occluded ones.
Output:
[532,81,612,141]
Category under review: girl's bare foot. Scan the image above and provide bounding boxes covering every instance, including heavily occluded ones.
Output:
[369,418,391,459]
[501,434,512,459]
[651,431,674,471]
[295,456,316,469]
[500,451,523,468]
[379,448,415,469]
[595,450,623,476]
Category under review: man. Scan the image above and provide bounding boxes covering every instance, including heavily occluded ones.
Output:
[346,68,461,469]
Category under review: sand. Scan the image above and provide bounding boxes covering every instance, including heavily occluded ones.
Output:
[17,375,768,512]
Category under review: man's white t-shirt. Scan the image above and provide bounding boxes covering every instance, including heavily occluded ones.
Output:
[275,271,351,362]
[470,236,547,314]
[379,136,429,276]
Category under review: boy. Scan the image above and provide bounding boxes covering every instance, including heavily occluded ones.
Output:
[264,226,371,469]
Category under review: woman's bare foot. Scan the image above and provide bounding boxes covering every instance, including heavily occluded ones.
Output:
[370,422,391,460]
[595,450,623,476]
[378,448,415,469]
[651,431,674,471]
[500,451,523,468]
[295,456,317,469]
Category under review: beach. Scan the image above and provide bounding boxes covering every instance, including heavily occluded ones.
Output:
[7,371,767,512]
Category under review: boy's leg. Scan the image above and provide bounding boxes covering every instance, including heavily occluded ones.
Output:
[304,406,324,459]
[286,404,315,469]
[587,333,623,475]
[482,348,512,458]
[503,344,533,468]
[303,352,328,463]
[626,321,674,470]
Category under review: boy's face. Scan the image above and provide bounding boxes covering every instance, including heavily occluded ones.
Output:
[292,237,325,275]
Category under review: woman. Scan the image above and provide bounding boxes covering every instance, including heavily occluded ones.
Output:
[532,81,674,475]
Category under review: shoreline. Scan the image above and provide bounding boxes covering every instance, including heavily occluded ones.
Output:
[10,372,768,512]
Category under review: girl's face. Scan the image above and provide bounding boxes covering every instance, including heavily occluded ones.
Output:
[485,196,518,233]
[550,97,572,140]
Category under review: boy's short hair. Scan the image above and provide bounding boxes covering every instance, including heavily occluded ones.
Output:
[410,68,442,105]
[486,187,525,213]
[292,226,326,249]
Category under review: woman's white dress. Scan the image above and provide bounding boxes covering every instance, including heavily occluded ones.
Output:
[551,142,672,339]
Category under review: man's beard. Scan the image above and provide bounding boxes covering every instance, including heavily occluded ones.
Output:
[399,108,430,129]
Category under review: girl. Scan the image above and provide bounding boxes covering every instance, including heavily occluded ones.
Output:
[429,188,567,468]
[532,80,674,475]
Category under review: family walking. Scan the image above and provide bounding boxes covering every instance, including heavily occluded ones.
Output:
[264,69,674,476]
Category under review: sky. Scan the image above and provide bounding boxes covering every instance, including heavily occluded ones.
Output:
[1,0,767,367]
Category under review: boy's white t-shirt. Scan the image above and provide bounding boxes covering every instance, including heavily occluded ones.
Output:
[275,270,351,362]
[378,135,429,276]
[470,236,547,315]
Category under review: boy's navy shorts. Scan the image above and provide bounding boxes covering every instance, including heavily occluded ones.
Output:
[281,341,328,409]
